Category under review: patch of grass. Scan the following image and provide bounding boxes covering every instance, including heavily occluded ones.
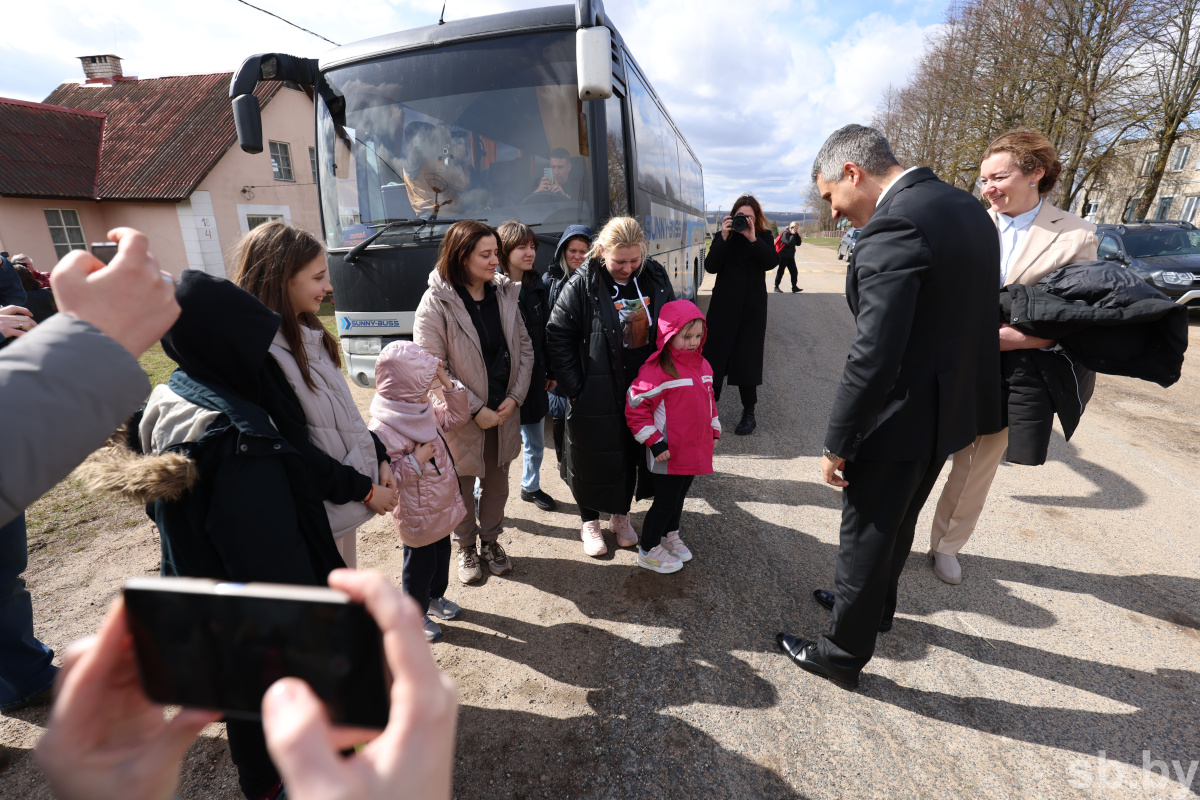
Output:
[806,237,842,248]
[25,476,142,553]
[319,300,338,338]
[139,342,176,388]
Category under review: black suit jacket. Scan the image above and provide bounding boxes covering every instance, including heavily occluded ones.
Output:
[824,167,1002,462]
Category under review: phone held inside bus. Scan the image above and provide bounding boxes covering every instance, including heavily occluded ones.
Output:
[544,167,554,180]
[123,576,391,728]
[90,242,118,264]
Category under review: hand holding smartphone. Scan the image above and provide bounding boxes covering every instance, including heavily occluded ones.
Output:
[123,576,391,728]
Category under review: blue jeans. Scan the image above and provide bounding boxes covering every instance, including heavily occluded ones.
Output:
[0,512,57,709]
[520,421,545,493]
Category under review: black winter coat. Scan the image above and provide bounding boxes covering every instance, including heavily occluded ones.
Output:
[703,231,778,387]
[517,277,551,424]
[998,260,1187,465]
[779,230,802,264]
[545,258,674,512]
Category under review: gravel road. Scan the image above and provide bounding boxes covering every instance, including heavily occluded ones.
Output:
[3,241,1198,800]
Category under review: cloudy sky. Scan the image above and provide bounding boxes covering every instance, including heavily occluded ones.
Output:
[2,0,946,210]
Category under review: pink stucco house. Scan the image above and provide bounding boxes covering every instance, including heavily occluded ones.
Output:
[0,55,320,277]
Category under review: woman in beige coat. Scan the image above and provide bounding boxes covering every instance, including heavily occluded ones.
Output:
[232,222,399,568]
[414,221,533,585]
[928,129,1097,585]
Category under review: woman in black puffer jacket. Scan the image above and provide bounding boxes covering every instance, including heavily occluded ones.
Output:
[545,217,673,557]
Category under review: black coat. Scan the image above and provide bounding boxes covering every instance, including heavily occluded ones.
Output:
[145,271,344,585]
[779,230,802,265]
[825,167,1003,461]
[703,231,778,386]
[545,257,674,511]
[517,277,551,424]
[1001,260,1188,387]
[997,259,1187,465]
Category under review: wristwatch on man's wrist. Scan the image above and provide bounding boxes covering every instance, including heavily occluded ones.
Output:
[822,447,842,463]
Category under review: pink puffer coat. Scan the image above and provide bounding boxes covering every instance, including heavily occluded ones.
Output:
[368,341,470,548]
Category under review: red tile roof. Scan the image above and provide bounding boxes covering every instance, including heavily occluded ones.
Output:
[0,98,105,199]
[33,73,282,201]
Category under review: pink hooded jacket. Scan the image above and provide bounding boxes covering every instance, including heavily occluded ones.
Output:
[368,341,469,548]
[625,300,720,476]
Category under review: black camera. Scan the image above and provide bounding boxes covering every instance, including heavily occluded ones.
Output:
[730,213,750,232]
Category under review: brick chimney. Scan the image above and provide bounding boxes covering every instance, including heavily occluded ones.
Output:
[78,55,124,84]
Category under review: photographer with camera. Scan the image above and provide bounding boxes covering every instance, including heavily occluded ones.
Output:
[703,195,778,435]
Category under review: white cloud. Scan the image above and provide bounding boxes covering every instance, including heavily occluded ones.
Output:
[1,0,938,211]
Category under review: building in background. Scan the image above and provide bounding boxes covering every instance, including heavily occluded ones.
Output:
[1079,132,1200,225]
[0,55,320,276]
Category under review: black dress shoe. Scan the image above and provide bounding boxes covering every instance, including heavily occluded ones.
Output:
[775,633,859,689]
[773,285,782,293]
[520,489,557,511]
[735,410,756,435]
[791,286,802,293]
[811,588,891,632]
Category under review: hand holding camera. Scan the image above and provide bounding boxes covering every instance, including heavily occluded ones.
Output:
[721,212,756,243]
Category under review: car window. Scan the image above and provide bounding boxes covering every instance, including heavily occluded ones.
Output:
[1121,229,1200,258]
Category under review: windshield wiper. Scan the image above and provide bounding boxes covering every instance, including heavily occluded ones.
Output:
[344,217,481,262]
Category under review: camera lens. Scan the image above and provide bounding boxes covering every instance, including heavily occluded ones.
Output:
[731,214,749,232]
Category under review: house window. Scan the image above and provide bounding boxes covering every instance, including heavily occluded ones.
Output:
[1125,198,1141,222]
[246,214,284,230]
[1170,146,1191,172]
[269,141,294,181]
[309,146,317,182]
[1183,196,1200,223]
[1156,196,1175,219]
[44,209,86,259]
[1141,154,1155,176]
[1082,200,1099,219]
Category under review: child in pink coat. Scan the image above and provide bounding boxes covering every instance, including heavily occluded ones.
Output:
[369,341,470,641]
[625,300,720,573]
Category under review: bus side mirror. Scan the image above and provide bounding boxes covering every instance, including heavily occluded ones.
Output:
[232,94,263,155]
[577,26,613,100]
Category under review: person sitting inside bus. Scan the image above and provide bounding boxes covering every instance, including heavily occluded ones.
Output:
[531,147,586,201]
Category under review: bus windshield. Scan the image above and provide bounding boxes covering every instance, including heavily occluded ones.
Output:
[317,31,595,249]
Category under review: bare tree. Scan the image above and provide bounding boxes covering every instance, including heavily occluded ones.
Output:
[1134,0,1200,219]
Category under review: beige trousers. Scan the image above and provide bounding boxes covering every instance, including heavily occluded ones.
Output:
[335,530,357,569]
[454,427,510,547]
[929,429,1009,556]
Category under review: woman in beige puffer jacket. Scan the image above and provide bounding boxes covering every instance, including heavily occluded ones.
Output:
[414,221,532,585]
[232,222,399,567]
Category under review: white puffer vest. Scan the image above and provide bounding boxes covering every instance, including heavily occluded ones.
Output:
[270,326,376,538]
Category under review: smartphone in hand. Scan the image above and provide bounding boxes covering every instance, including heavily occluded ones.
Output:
[90,243,118,264]
[123,577,391,728]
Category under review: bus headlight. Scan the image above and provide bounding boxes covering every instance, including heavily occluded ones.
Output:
[342,337,382,355]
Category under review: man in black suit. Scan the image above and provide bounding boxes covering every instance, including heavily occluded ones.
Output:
[777,125,1002,689]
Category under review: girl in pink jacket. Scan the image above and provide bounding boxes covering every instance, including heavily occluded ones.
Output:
[625,300,720,573]
[369,341,470,641]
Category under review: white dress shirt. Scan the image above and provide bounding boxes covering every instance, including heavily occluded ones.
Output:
[875,166,921,208]
[996,200,1042,286]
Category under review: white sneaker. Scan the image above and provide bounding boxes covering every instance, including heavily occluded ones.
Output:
[637,544,682,574]
[428,597,460,620]
[608,513,638,547]
[581,520,607,557]
[662,530,692,562]
[423,617,442,642]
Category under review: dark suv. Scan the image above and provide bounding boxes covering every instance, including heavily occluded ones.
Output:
[1095,220,1200,308]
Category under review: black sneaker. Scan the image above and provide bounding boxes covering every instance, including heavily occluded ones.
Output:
[791,286,802,293]
[735,410,756,436]
[520,488,557,511]
[773,285,782,293]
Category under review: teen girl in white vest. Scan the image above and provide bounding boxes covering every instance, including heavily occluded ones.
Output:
[232,222,398,566]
